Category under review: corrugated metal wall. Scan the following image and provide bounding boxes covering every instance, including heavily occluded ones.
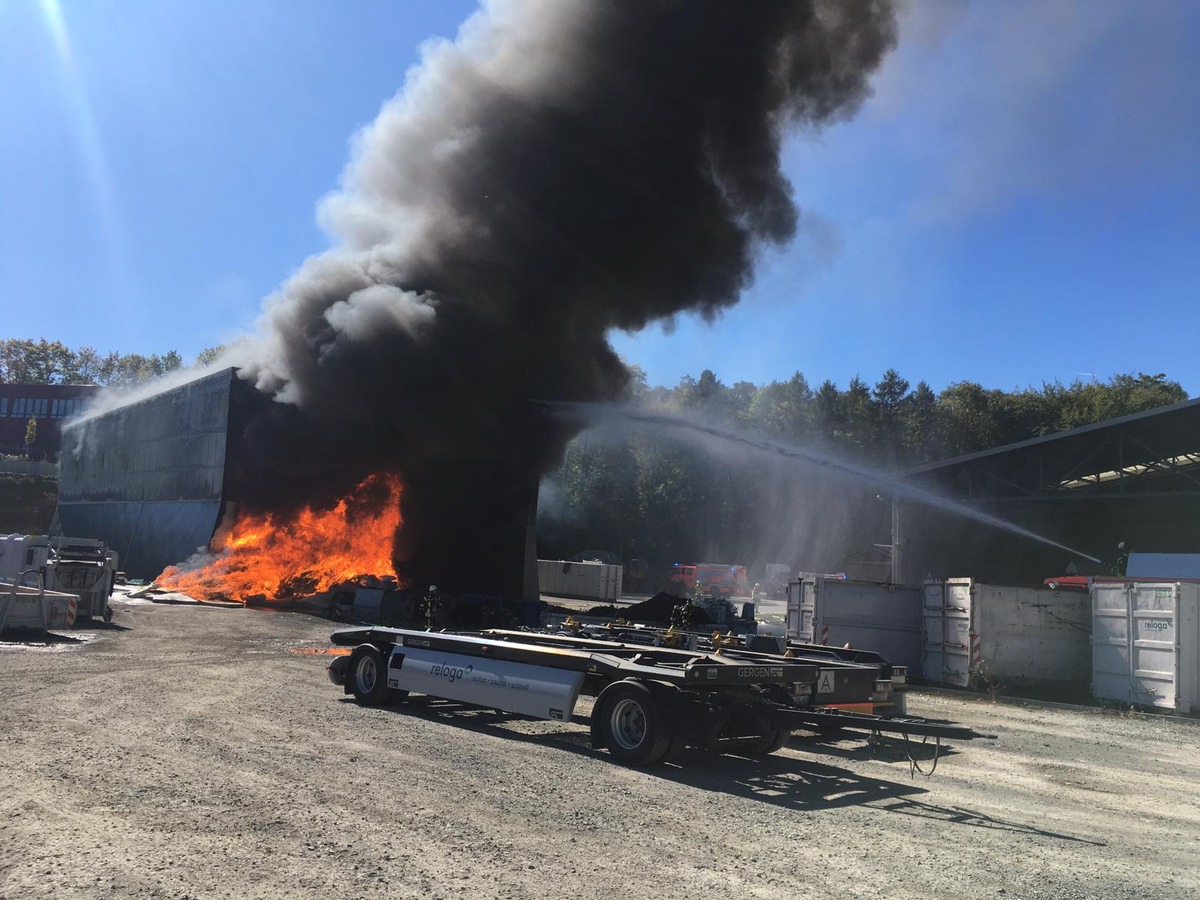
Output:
[55,369,236,578]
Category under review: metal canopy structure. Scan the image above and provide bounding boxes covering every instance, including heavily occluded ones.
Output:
[890,398,1200,584]
[907,397,1200,502]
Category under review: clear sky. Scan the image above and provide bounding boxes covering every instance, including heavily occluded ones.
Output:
[3,1,1198,395]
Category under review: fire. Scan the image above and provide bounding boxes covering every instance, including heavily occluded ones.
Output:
[157,473,404,602]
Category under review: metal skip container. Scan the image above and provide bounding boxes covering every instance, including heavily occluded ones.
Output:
[786,576,923,672]
[1092,580,1200,714]
[922,579,1091,691]
[536,560,623,602]
[0,582,79,632]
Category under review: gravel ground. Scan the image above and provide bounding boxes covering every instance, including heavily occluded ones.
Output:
[1,592,1197,900]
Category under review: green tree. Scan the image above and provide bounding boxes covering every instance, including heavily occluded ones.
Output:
[872,369,910,467]
[0,339,76,384]
[841,376,874,455]
[24,417,37,450]
[903,381,939,462]
[810,379,842,445]
[196,345,228,367]
[748,372,811,440]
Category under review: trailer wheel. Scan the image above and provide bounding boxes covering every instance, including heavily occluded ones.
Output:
[350,646,392,705]
[596,681,670,766]
[747,727,791,757]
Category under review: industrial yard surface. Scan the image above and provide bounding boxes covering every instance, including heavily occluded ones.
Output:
[1,594,1197,900]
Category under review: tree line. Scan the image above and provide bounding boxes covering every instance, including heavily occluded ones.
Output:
[0,339,223,388]
[539,368,1187,572]
[638,367,1185,466]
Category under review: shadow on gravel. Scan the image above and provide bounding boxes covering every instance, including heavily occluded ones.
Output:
[647,750,929,810]
[781,730,963,766]
[0,628,88,645]
[1,617,130,644]
[343,696,941,811]
[73,621,131,633]
[871,797,1108,845]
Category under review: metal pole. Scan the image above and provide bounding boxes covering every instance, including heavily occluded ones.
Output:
[890,498,902,585]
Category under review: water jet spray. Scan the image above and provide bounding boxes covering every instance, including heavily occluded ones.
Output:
[550,402,1103,567]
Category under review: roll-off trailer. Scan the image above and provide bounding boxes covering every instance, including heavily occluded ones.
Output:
[327,625,990,768]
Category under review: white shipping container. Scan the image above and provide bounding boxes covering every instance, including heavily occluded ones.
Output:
[785,576,922,671]
[536,560,623,602]
[923,579,1091,690]
[1091,580,1200,714]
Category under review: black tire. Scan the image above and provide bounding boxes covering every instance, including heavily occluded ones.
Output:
[350,645,392,705]
[596,681,671,766]
[747,727,791,756]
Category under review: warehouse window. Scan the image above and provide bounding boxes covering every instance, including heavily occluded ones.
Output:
[50,398,84,419]
[0,398,7,416]
[12,398,50,418]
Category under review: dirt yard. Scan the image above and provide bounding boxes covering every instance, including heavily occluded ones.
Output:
[1,592,1197,900]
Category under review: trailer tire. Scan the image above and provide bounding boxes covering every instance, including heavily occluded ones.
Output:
[596,681,671,767]
[349,645,392,705]
[748,727,791,756]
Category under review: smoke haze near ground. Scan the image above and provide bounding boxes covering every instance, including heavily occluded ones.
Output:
[201,0,899,588]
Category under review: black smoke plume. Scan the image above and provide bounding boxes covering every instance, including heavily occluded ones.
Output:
[223,0,898,594]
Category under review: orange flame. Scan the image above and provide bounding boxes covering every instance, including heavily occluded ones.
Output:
[157,473,405,602]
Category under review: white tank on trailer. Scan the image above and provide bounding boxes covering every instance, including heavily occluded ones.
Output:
[387,645,585,720]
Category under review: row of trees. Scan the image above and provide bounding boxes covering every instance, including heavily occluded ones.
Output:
[636,367,1185,466]
[0,339,224,388]
[539,368,1188,571]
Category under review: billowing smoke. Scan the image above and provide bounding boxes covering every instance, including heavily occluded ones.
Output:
[219,0,898,593]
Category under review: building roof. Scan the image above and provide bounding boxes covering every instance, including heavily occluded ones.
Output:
[906,396,1200,500]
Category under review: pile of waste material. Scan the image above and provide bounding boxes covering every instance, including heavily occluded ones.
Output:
[583,591,701,624]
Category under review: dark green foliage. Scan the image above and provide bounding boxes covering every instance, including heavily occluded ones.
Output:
[0,476,57,533]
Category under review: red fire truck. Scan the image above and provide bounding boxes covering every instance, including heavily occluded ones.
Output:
[668,563,750,597]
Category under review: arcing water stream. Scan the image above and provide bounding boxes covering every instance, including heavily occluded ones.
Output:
[553,402,1103,565]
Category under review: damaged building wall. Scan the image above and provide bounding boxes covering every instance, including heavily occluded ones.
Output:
[55,369,241,579]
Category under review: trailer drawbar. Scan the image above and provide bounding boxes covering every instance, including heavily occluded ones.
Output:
[326,626,992,770]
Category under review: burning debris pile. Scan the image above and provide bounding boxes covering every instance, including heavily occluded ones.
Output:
[151,0,899,601]
[157,475,402,603]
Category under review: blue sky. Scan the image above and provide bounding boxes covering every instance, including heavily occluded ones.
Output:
[3,1,1198,396]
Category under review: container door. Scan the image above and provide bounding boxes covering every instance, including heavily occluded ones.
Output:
[922,580,972,686]
[1127,583,1178,709]
[1092,582,1180,710]
[785,580,815,642]
[1091,582,1133,706]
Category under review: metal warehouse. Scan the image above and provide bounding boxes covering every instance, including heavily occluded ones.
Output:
[896,397,1200,584]
[54,368,255,579]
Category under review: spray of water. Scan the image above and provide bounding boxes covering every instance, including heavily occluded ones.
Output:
[553,402,1103,565]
